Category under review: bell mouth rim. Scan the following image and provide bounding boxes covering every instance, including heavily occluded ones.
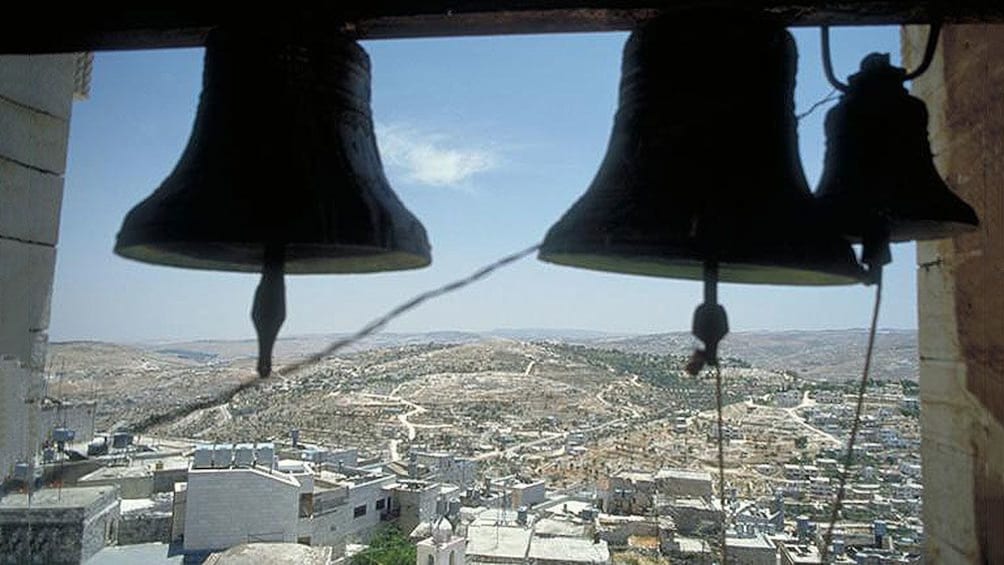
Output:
[114,242,431,274]
[538,250,863,286]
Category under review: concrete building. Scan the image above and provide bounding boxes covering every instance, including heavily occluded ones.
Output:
[182,465,302,551]
[181,453,401,554]
[412,451,478,488]
[508,479,546,508]
[655,468,713,499]
[604,471,655,515]
[466,522,610,565]
[726,534,778,565]
[662,498,722,535]
[0,485,119,563]
[779,542,823,565]
[392,479,442,536]
[416,517,466,565]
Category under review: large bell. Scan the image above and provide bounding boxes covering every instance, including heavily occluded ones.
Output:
[539,17,864,286]
[815,53,978,246]
[115,28,431,377]
[115,28,431,274]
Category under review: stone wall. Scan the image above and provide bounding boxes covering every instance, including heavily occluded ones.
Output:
[902,24,1004,565]
[119,512,172,545]
[0,53,78,482]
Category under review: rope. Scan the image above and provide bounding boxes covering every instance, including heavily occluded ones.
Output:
[821,275,883,560]
[278,243,541,377]
[714,363,727,565]
[135,244,541,432]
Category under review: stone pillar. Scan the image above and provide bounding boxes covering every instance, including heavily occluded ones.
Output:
[0,53,82,480]
[902,25,1004,564]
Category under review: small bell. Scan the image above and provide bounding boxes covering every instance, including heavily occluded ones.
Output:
[815,53,978,271]
[539,16,864,366]
[115,28,431,376]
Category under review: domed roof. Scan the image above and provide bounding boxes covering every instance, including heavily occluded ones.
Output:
[409,520,433,541]
[432,515,454,543]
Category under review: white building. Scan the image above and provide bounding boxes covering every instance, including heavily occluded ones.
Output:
[509,479,546,508]
[180,451,401,554]
[182,465,303,550]
[416,517,466,565]
[726,534,779,565]
[655,468,713,499]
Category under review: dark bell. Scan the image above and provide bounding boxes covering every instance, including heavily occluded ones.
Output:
[539,18,864,286]
[815,53,979,244]
[115,28,431,274]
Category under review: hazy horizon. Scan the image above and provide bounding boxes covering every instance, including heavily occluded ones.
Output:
[51,27,918,343]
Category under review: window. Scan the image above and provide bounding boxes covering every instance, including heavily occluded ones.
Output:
[376,499,385,510]
[299,493,314,518]
[354,504,367,518]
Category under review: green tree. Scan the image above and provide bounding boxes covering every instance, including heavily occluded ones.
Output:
[351,527,417,565]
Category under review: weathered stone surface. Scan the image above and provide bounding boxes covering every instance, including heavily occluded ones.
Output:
[0,238,56,367]
[0,54,76,119]
[917,359,968,406]
[0,97,69,174]
[0,157,64,245]
[905,23,1004,564]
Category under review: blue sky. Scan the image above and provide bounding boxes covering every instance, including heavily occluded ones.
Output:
[51,26,917,343]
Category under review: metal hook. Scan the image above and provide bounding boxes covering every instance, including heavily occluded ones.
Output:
[820,26,848,92]
[904,21,942,80]
[822,21,942,90]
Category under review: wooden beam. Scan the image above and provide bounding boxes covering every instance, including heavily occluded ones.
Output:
[2,2,1003,54]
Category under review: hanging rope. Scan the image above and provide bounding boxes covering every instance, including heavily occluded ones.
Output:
[278,243,541,377]
[821,275,883,560]
[714,363,728,565]
[796,88,840,122]
[134,243,541,432]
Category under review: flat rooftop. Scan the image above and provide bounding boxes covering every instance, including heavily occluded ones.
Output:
[534,517,588,537]
[656,468,713,482]
[467,525,532,561]
[0,486,116,510]
[528,536,610,564]
[86,542,182,564]
[727,535,777,550]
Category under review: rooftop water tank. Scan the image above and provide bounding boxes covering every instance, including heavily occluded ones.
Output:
[256,443,275,469]
[193,445,213,469]
[13,462,30,482]
[111,432,133,449]
[53,427,75,444]
[517,506,528,526]
[213,443,234,468]
[234,443,255,467]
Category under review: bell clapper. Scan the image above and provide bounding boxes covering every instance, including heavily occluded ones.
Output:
[687,259,730,376]
[861,221,892,285]
[252,244,287,378]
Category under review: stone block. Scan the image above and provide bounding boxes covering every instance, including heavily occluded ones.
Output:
[0,97,69,174]
[917,259,962,362]
[919,359,969,407]
[0,54,76,119]
[920,440,978,558]
[920,399,977,456]
[0,238,56,367]
[0,157,63,245]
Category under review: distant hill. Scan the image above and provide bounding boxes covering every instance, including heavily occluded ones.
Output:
[54,327,916,382]
[583,329,918,382]
[46,328,916,433]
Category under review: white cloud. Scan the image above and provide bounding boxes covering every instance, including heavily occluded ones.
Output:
[377,124,498,188]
